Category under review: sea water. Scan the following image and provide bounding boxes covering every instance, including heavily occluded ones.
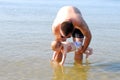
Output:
[0,0,120,80]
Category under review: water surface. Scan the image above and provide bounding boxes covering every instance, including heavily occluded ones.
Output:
[0,0,120,80]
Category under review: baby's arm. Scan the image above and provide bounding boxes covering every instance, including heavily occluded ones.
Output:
[59,51,67,66]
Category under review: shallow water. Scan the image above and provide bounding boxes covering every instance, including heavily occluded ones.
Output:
[0,0,120,80]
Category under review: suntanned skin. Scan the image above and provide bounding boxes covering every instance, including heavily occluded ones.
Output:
[52,6,92,64]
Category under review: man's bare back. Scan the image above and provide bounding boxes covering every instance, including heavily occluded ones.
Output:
[52,6,82,25]
[52,6,84,30]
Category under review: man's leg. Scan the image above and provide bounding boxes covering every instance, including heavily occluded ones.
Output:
[74,37,84,64]
[73,37,84,64]
[72,29,84,64]
[74,52,83,64]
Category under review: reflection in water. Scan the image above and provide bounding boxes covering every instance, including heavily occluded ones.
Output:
[51,63,90,80]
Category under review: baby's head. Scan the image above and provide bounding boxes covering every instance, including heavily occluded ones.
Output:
[51,40,62,51]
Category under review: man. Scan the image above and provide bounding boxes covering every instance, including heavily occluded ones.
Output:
[52,6,92,64]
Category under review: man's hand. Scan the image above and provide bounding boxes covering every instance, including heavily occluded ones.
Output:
[76,46,84,54]
[61,37,67,41]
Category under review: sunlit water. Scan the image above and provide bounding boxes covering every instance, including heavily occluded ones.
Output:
[0,0,120,80]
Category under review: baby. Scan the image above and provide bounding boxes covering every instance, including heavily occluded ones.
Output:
[51,40,93,65]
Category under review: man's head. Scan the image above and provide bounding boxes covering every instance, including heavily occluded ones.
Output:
[51,40,62,51]
[60,21,74,38]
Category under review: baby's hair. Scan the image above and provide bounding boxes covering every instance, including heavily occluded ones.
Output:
[51,40,62,51]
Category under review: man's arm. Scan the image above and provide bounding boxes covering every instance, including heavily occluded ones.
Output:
[74,18,92,54]
[52,25,64,41]
[51,51,57,61]
[80,19,92,54]
[81,30,92,53]
[52,25,59,40]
